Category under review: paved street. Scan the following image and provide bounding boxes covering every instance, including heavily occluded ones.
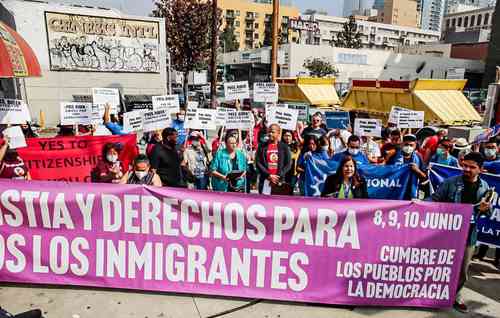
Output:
[1,258,499,318]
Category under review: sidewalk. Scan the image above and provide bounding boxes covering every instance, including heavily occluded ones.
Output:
[1,259,499,318]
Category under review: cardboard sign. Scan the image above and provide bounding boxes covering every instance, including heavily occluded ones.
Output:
[184,108,217,130]
[3,126,27,149]
[224,81,250,101]
[92,88,120,114]
[60,102,92,125]
[225,111,255,130]
[388,106,411,124]
[325,111,350,129]
[253,82,279,103]
[397,110,424,129]
[123,111,144,133]
[267,107,299,131]
[0,98,31,124]
[142,108,171,132]
[152,95,180,113]
[354,118,382,137]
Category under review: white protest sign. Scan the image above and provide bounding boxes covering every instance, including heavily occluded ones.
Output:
[187,101,199,109]
[142,108,171,132]
[92,88,120,114]
[253,82,279,103]
[224,81,250,101]
[123,111,144,133]
[152,95,180,113]
[90,104,103,125]
[397,110,424,129]
[184,108,217,130]
[3,126,27,149]
[354,118,382,137]
[225,111,254,130]
[60,102,92,125]
[215,107,231,126]
[0,98,31,124]
[388,106,410,124]
[267,107,299,131]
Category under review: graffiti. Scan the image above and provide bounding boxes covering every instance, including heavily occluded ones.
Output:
[45,12,160,73]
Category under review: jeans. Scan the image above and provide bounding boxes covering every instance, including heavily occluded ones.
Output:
[194,175,209,190]
[456,245,475,303]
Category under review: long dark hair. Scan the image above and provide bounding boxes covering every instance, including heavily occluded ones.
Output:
[301,135,320,155]
[332,155,363,189]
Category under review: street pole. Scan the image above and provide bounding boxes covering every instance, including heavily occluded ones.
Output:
[271,0,279,82]
[210,0,218,108]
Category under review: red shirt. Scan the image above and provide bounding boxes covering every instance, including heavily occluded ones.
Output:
[267,143,279,175]
[0,158,29,180]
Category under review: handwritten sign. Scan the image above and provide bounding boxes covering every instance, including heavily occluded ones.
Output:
[184,108,217,130]
[123,111,144,133]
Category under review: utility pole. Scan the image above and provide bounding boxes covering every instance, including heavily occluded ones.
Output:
[271,0,279,82]
[210,0,218,108]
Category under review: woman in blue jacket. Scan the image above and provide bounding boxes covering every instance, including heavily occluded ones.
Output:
[210,134,248,192]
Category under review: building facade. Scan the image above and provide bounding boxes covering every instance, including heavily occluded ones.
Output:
[419,0,446,31]
[2,0,168,126]
[372,0,419,27]
[484,0,500,86]
[221,44,485,88]
[442,5,495,42]
[343,0,377,17]
[218,0,300,51]
[300,14,440,50]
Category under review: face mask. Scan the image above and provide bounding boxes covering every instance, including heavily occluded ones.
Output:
[322,146,329,151]
[135,171,148,180]
[402,146,415,155]
[436,148,445,157]
[107,154,118,163]
[348,148,360,156]
[484,148,497,158]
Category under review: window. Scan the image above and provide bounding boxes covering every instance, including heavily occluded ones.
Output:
[457,17,462,27]
[452,18,456,27]
[236,10,240,16]
[464,16,468,27]
[235,21,240,27]
[484,13,490,25]
[254,33,259,39]
[255,12,259,18]
[470,15,475,26]
[254,23,259,29]
[477,14,482,26]
[446,19,450,28]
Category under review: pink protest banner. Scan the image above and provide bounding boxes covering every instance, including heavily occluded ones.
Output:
[0,180,471,308]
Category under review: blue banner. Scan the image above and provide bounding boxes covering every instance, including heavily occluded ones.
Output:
[304,153,417,200]
[429,163,500,247]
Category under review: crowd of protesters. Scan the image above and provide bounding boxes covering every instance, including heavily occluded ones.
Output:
[0,102,499,314]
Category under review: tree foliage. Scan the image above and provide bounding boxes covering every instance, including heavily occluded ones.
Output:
[303,58,338,77]
[152,0,220,83]
[220,24,239,52]
[333,15,362,49]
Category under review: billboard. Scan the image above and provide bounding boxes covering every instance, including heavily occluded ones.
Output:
[45,12,160,73]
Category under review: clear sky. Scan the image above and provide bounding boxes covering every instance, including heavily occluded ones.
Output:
[53,0,343,16]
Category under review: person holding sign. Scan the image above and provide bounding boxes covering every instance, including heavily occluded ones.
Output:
[92,143,124,183]
[104,104,127,135]
[321,155,368,199]
[256,124,292,194]
[0,138,31,180]
[120,154,162,186]
[430,138,459,167]
[210,134,247,193]
[431,152,492,313]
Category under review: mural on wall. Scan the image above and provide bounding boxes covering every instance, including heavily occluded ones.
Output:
[45,12,160,73]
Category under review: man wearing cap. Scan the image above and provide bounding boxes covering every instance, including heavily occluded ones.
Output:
[431,152,491,313]
[401,134,426,199]
[150,128,186,188]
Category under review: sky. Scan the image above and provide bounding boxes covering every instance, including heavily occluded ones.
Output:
[53,0,343,17]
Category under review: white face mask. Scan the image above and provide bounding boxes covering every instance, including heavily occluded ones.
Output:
[348,148,360,156]
[107,154,118,163]
[402,146,415,155]
[485,148,497,158]
[135,171,148,179]
[322,146,329,151]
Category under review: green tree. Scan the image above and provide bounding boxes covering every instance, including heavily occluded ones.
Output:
[220,24,239,52]
[153,0,220,99]
[333,15,362,49]
[303,58,338,77]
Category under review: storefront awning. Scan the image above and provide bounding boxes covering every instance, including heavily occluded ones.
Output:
[413,90,482,126]
[278,77,340,107]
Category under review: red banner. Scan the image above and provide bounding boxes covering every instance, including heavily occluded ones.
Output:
[17,135,138,182]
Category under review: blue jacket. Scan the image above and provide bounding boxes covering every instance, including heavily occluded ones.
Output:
[431,175,490,246]
[332,150,369,165]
